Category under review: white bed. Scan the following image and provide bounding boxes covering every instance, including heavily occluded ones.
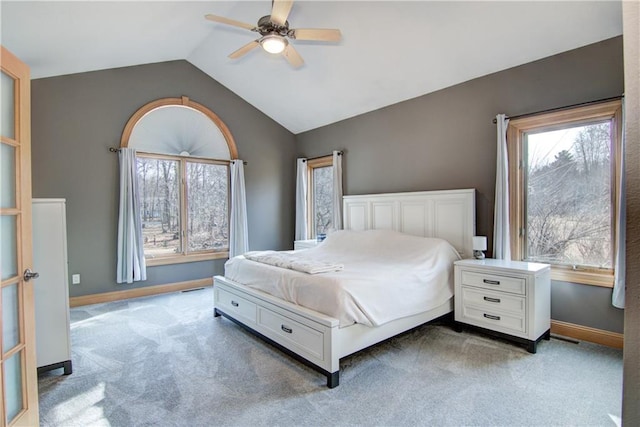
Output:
[214,189,476,387]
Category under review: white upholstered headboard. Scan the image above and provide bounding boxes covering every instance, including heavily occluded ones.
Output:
[343,189,476,258]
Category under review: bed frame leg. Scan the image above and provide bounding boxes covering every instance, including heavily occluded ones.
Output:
[327,371,339,388]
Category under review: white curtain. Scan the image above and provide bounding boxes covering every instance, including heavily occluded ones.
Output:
[493,114,511,260]
[295,158,308,240]
[332,151,343,230]
[116,148,146,284]
[230,160,249,258]
[613,101,626,309]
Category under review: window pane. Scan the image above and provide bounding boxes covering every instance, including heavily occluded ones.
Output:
[524,122,612,268]
[313,166,333,235]
[1,215,17,280]
[2,282,20,351]
[186,162,228,252]
[1,143,16,208]
[1,71,15,139]
[137,158,181,257]
[4,350,24,423]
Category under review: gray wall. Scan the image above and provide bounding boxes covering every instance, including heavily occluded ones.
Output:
[296,37,625,333]
[31,60,296,298]
[622,1,639,423]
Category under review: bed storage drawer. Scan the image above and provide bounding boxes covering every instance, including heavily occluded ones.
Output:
[215,287,257,324]
[460,271,525,295]
[214,276,339,382]
[257,307,325,360]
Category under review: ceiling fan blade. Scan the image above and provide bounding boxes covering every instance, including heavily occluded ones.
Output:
[270,0,294,26]
[228,40,260,59]
[292,28,342,42]
[205,14,256,31]
[283,44,304,68]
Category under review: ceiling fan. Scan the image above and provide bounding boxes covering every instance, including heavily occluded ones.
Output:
[205,0,341,68]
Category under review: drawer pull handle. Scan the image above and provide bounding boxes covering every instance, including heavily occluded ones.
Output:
[483,313,501,321]
[231,301,239,307]
[483,279,501,285]
[281,325,293,334]
[484,296,501,303]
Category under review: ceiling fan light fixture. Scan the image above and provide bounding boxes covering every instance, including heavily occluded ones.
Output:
[260,34,287,54]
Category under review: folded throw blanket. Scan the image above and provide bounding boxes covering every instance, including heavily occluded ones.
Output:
[244,251,343,274]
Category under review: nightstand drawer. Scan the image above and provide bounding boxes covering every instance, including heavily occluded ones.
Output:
[461,287,526,315]
[461,306,526,333]
[461,270,525,295]
[215,288,257,324]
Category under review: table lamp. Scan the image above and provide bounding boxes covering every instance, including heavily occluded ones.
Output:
[473,236,487,259]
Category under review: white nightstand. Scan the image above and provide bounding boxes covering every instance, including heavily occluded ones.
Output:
[294,239,319,250]
[454,259,551,353]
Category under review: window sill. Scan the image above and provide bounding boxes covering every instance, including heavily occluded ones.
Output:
[551,267,614,288]
[145,251,229,267]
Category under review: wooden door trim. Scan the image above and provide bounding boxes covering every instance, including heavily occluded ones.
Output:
[1,45,39,427]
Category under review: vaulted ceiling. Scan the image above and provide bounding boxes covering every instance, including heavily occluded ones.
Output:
[1,1,623,134]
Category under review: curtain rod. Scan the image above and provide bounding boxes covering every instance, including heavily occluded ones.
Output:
[108,147,247,164]
[492,95,624,124]
[302,151,343,162]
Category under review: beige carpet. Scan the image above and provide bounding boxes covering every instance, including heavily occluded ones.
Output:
[38,287,622,426]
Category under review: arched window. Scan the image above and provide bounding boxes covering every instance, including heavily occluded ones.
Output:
[121,96,238,265]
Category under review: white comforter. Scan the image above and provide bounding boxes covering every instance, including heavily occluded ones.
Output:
[224,229,461,327]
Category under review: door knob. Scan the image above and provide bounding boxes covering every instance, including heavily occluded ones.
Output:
[23,269,40,281]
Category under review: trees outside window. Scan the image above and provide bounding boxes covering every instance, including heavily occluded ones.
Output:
[136,154,229,263]
[186,162,229,252]
[307,156,333,237]
[525,122,612,268]
[508,100,622,286]
[312,165,333,235]
[138,157,180,257]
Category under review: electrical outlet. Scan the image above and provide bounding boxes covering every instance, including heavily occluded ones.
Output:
[72,274,80,285]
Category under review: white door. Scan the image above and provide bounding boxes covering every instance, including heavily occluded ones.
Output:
[1,46,39,426]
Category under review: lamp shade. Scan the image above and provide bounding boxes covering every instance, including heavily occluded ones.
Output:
[472,236,487,251]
